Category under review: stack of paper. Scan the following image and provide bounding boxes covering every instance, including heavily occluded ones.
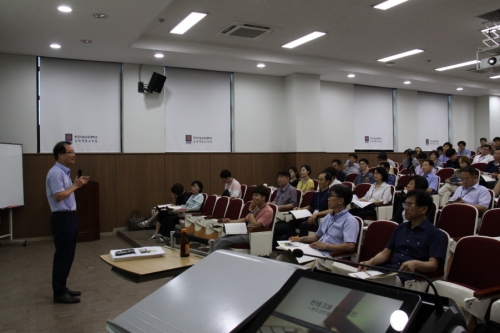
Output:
[110,246,166,262]
[276,241,324,263]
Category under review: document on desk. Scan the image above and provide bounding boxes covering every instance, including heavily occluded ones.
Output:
[276,241,325,263]
[349,271,398,284]
[290,209,312,219]
[351,200,373,208]
[110,246,165,262]
[223,222,248,235]
[481,174,496,182]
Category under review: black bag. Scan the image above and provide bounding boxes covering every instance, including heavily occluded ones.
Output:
[128,210,147,231]
[221,189,231,197]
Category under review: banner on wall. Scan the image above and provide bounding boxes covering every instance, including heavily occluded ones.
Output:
[164,68,231,152]
[39,58,121,152]
[353,85,394,150]
[417,92,448,150]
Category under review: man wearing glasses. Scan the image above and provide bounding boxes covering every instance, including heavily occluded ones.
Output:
[46,141,89,304]
[360,190,447,286]
[447,166,490,215]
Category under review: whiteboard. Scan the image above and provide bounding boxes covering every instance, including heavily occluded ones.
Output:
[0,143,24,208]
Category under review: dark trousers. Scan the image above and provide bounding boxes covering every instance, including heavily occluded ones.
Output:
[286,218,315,238]
[50,211,78,296]
[159,214,181,238]
[350,207,377,220]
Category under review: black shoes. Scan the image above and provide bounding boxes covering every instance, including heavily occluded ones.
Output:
[66,289,81,297]
[54,293,80,304]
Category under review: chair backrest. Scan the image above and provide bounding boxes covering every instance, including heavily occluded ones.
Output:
[428,202,438,225]
[264,187,272,202]
[300,190,316,208]
[393,168,399,176]
[240,184,247,201]
[240,201,252,219]
[269,189,277,202]
[399,168,408,175]
[353,183,371,198]
[312,179,319,190]
[368,167,376,174]
[296,189,303,208]
[268,203,278,231]
[448,236,500,290]
[471,162,487,171]
[243,185,255,202]
[488,189,496,209]
[478,208,500,237]
[437,203,478,239]
[341,182,353,189]
[352,216,364,263]
[359,220,398,262]
[201,195,217,215]
[436,168,455,181]
[200,193,208,210]
[345,173,358,183]
[396,175,409,189]
[211,196,230,218]
[224,198,244,220]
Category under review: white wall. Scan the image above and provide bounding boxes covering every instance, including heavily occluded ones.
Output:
[394,89,418,152]
[490,96,500,138]
[320,81,354,152]
[122,64,166,152]
[233,73,285,152]
[450,95,475,148]
[0,53,37,153]
[474,96,490,141]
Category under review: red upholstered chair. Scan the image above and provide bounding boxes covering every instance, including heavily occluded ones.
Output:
[269,189,278,202]
[399,168,409,175]
[296,189,303,208]
[428,202,438,225]
[312,179,319,190]
[393,168,399,176]
[487,189,496,209]
[243,185,255,202]
[345,173,358,183]
[264,187,272,202]
[341,182,353,189]
[437,203,478,241]
[478,208,500,237]
[240,201,251,219]
[300,191,316,208]
[436,168,455,183]
[330,216,364,262]
[353,183,371,198]
[240,184,247,201]
[396,175,409,189]
[433,236,500,321]
[368,167,376,174]
[204,196,230,219]
[472,162,487,172]
[190,194,216,216]
[224,198,244,220]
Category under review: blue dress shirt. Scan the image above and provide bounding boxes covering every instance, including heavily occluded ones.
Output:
[46,162,76,212]
[316,209,359,256]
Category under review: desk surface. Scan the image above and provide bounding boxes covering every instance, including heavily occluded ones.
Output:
[100,246,202,276]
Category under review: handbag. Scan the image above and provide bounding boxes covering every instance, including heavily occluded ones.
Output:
[128,210,147,231]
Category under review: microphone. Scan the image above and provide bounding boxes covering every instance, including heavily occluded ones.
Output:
[291,249,444,314]
[77,169,82,179]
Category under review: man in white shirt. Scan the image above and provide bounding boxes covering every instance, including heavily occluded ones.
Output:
[220,169,242,199]
[472,145,494,164]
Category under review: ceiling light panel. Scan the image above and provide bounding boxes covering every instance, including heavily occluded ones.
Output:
[374,0,408,10]
[50,43,61,49]
[435,60,479,71]
[377,49,423,62]
[490,75,500,79]
[57,5,72,12]
[282,31,326,49]
[170,12,207,34]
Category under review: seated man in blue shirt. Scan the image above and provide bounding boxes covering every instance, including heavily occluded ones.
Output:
[289,184,360,271]
[344,153,361,176]
[448,166,491,215]
[414,152,428,176]
[360,190,447,285]
[272,170,299,246]
[421,160,439,194]
[457,140,471,157]
[353,158,375,186]
[381,162,396,186]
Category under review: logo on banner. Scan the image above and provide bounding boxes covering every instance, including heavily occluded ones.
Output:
[364,136,369,143]
[65,133,73,142]
[186,135,192,144]
[72,135,98,143]
[365,136,382,143]
[426,139,439,146]
[426,139,429,145]
[186,135,213,144]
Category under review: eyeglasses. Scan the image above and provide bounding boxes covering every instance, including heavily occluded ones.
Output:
[402,202,417,208]
[64,151,76,155]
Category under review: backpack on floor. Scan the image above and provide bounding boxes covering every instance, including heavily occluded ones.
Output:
[128,210,147,231]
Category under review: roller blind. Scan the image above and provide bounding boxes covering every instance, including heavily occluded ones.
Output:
[417,92,448,149]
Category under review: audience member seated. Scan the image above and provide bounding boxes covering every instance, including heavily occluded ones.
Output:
[381,162,395,186]
[331,159,346,182]
[148,181,204,242]
[297,164,315,192]
[476,137,488,154]
[360,190,447,286]
[350,167,392,220]
[494,137,500,152]
[220,169,242,199]
[272,171,299,244]
[288,166,299,188]
[140,183,189,229]
[286,172,332,238]
[447,166,490,215]
[414,147,422,154]
[344,153,361,175]
[414,152,428,176]
[429,150,443,170]
[391,176,429,224]
[444,148,460,168]
[287,184,360,271]
[484,150,500,189]
[377,152,396,170]
[402,149,419,169]
[494,174,500,197]
[421,160,439,194]
[473,144,494,164]
[456,140,471,157]
[353,158,375,186]
[438,156,470,208]
[438,142,452,163]
[323,167,342,187]
[436,146,446,164]
[213,185,273,251]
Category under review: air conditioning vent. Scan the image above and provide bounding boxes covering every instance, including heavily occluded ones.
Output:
[218,22,274,40]
[477,9,500,23]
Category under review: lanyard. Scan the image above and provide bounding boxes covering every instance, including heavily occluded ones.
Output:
[460,187,473,199]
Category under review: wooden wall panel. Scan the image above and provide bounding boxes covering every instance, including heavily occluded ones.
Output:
[294,153,330,178]
[164,153,211,198]
[251,153,285,187]
[209,153,253,194]
[115,155,165,231]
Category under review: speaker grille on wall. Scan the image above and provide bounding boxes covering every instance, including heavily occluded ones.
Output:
[146,72,167,93]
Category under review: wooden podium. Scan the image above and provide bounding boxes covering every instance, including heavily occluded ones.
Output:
[75,180,100,242]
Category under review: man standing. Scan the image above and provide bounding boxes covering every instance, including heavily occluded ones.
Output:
[473,145,494,164]
[220,169,242,199]
[360,190,447,286]
[421,160,439,194]
[46,141,89,304]
[447,166,490,215]
[331,159,346,182]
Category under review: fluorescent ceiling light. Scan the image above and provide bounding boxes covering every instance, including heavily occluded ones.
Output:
[404,81,411,84]
[50,43,61,49]
[348,74,355,78]
[257,63,265,68]
[170,12,207,34]
[435,60,478,71]
[377,49,423,62]
[374,0,408,10]
[490,75,500,79]
[58,5,72,12]
[456,87,463,91]
[154,53,164,58]
[282,31,326,49]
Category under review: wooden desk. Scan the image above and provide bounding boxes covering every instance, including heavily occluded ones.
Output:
[100,246,203,282]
